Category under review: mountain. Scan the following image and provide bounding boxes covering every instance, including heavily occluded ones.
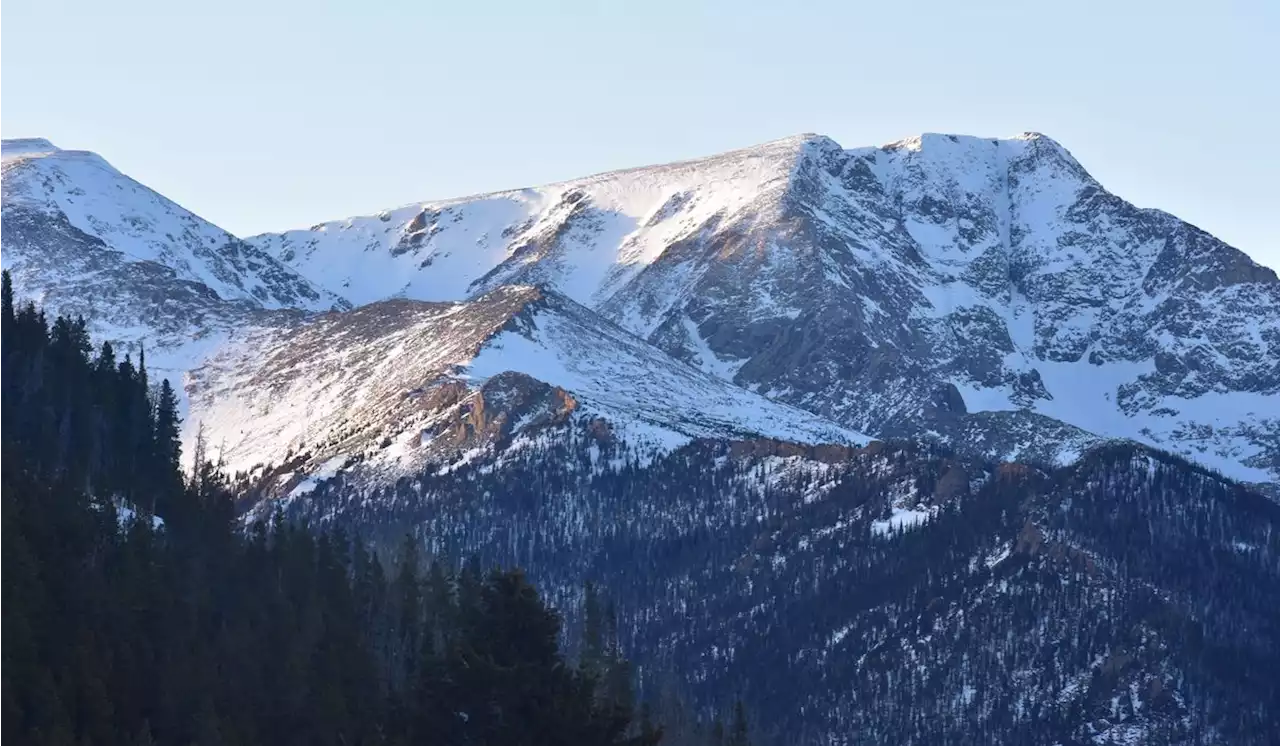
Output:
[1,138,346,353]
[0,137,867,475]
[189,284,864,489]
[249,132,1280,487]
[268,429,1280,745]
[3,132,1279,744]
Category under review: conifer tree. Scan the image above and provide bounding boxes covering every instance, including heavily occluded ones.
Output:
[727,700,750,746]
[583,580,605,675]
[1,270,13,334]
[154,379,183,497]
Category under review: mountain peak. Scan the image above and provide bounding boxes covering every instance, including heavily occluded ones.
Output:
[185,282,866,479]
[868,130,1093,188]
[1,136,342,341]
[1,138,116,173]
[678,133,844,172]
[1,138,60,160]
[243,128,1277,486]
[757,132,840,150]
[878,130,1068,153]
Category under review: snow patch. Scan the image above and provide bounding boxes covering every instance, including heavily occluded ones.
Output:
[871,506,934,536]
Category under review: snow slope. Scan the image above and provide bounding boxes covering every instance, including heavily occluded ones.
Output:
[2,138,342,317]
[245,134,810,310]
[187,285,867,482]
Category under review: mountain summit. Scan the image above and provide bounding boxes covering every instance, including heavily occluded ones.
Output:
[2,138,345,344]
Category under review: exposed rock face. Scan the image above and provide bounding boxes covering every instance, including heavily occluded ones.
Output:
[431,372,579,452]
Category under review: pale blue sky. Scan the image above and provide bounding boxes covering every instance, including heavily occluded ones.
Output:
[4,0,1277,266]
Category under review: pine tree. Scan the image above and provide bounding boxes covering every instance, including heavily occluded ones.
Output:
[193,698,223,746]
[391,534,422,689]
[1,270,14,333]
[727,700,749,746]
[708,717,725,746]
[154,380,182,482]
[602,598,635,714]
[638,703,663,745]
[583,580,605,675]
[133,719,155,746]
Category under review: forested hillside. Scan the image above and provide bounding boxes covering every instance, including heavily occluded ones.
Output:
[272,427,1280,744]
[0,273,689,746]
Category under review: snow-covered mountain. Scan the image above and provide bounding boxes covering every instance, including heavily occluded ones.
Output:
[0,137,873,489]
[6,132,1278,745]
[248,132,1280,487]
[1,138,345,349]
[187,284,865,489]
[3,133,1275,489]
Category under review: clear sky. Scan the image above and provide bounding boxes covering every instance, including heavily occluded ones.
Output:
[3,0,1277,267]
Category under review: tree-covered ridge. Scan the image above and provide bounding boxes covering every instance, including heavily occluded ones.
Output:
[274,428,1280,744]
[0,271,680,746]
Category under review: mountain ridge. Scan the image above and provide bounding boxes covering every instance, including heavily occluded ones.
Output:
[242,131,1280,487]
[2,132,1275,491]
[2,136,354,451]
[188,283,867,489]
